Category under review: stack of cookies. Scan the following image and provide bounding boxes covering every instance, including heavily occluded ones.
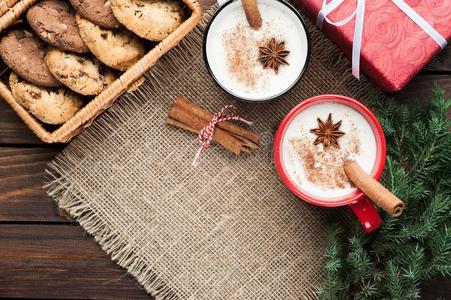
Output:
[0,0,185,125]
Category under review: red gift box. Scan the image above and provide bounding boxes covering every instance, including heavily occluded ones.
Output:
[294,0,451,92]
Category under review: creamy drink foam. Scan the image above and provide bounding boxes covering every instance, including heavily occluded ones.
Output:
[281,101,378,199]
[204,0,308,101]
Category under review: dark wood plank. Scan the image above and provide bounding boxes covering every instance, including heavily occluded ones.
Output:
[0,100,45,145]
[390,74,451,102]
[422,277,451,300]
[424,46,451,72]
[0,147,68,222]
[0,224,149,299]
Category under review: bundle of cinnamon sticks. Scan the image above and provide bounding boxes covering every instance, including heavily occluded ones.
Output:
[165,97,260,155]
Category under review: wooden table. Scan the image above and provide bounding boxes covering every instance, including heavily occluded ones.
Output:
[0,1,450,298]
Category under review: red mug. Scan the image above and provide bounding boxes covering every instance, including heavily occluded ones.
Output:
[274,95,386,233]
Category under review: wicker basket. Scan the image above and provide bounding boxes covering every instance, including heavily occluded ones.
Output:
[0,0,202,143]
[0,0,19,16]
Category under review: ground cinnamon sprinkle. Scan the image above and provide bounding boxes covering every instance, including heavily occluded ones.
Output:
[289,124,361,190]
[222,24,264,89]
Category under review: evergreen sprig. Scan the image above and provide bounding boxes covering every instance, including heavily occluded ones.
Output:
[318,84,451,299]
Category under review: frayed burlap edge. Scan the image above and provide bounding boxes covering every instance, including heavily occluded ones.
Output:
[46,5,384,300]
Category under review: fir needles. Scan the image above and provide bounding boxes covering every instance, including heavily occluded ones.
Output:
[318,84,451,299]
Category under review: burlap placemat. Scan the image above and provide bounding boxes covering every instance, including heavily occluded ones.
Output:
[47,5,379,299]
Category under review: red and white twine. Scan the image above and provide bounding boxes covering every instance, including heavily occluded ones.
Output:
[192,104,253,167]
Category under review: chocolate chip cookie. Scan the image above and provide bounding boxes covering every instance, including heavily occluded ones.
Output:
[0,30,61,87]
[46,48,117,95]
[26,0,89,53]
[110,0,184,41]
[76,15,145,71]
[10,72,84,125]
[69,0,121,29]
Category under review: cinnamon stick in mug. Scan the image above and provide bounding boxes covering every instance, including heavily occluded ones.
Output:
[344,159,405,217]
[241,0,262,29]
[175,96,260,144]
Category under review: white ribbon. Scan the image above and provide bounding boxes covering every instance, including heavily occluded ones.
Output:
[317,0,448,79]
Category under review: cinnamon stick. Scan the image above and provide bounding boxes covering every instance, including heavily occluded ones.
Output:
[168,103,244,155]
[175,97,260,144]
[165,117,197,134]
[165,116,255,153]
[241,0,262,29]
[231,133,259,150]
[344,160,405,217]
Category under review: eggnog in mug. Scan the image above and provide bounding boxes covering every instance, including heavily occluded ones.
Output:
[281,101,378,199]
[204,0,309,101]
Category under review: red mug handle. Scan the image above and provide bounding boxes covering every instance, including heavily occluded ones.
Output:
[348,197,382,233]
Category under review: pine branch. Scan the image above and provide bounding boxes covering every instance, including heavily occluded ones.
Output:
[319,84,451,299]
[318,223,349,300]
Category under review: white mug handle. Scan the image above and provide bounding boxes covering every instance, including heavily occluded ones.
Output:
[217,0,228,6]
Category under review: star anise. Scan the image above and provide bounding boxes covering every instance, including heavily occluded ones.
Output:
[258,38,290,74]
[310,113,345,149]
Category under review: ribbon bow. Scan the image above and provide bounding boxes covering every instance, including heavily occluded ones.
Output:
[316,0,447,79]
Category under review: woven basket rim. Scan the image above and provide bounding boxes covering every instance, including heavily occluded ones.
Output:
[0,0,202,143]
[0,0,19,18]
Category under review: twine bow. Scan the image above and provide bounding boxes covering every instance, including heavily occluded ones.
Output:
[316,0,447,79]
[192,105,252,167]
